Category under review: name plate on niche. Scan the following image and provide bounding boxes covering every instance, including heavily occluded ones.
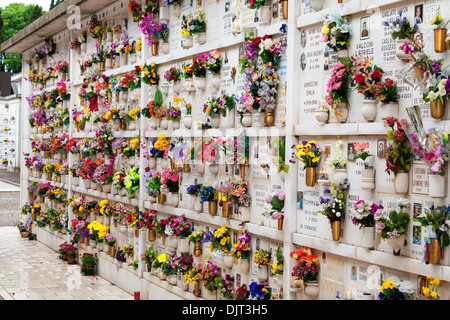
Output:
[412,162,429,195]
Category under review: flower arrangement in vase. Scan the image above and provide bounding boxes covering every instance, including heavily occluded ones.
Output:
[374,198,410,256]
[290,140,322,187]
[188,230,204,257]
[384,117,414,194]
[201,224,231,254]
[139,62,159,86]
[269,137,290,175]
[412,205,450,264]
[352,200,379,249]
[378,277,415,300]
[263,190,285,228]
[421,276,441,300]
[430,9,450,53]
[230,229,252,267]
[249,281,272,300]
[324,62,351,121]
[217,274,235,300]
[318,179,350,241]
[354,142,376,189]
[271,246,284,276]
[320,14,352,54]
[192,56,207,89]
[197,261,221,299]
[253,248,271,281]
[383,10,418,59]
[290,247,320,297]
[140,246,158,272]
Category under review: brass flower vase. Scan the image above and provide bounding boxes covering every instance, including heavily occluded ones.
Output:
[305,167,316,187]
[222,202,232,218]
[148,229,156,242]
[434,28,447,53]
[282,0,288,19]
[151,43,158,56]
[109,245,115,258]
[331,220,341,241]
[428,238,442,264]
[430,99,445,119]
[264,109,275,126]
[158,193,166,204]
[278,215,284,230]
[100,61,105,72]
[208,201,217,216]
[78,122,85,131]
[194,242,202,257]
[120,119,126,130]
[183,164,191,173]
[240,164,246,179]
[193,282,201,296]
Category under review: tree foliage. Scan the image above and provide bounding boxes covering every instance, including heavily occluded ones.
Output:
[0,3,46,74]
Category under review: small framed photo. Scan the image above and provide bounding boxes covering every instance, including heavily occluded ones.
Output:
[360,16,370,40]
[272,2,278,18]
[416,275,428,299]
[413,202,422,218]
[347,142,355,161]
[377,139,386,158]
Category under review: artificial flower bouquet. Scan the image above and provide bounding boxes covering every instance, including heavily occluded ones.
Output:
[352,200,379,229]
[198,185,217,204]
[412,205,450,252]
[384,117,414,175]
[253,248,271,268]
[124,166,140,195]
[269,137,289,174]
[271,246,284,276]
[247,0,266,9]
[204,49,222,75]
[263,190,285,220]
[353,142,373,168]
[318,179,350,222]
[217,274,235,300]
[326,139,346,169]
[384,10,418,41]
[197,261,221,293]
[203,96,222,119]
[325,62,351,108]
[163,66,181,83]
[290,140,322,169]
[290,247,319,282]
[320,14,352,52]
[202,224,231,253]
[378,277,415,300]
[249,281,272,300]
[139,62,159,85]
[374,198,410,253]
[230,229,252,261]
[421,276,441,300]
[171,252,193,275]
[341,54,384,100]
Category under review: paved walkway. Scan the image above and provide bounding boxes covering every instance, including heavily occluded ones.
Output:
[0,226,133,300]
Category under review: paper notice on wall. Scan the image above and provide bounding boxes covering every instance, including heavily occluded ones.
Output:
[412,162,429,195]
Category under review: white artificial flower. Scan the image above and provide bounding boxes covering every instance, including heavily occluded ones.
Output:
[389,277,401,287]
[397,198,410,207]
[399,281,416,294]
[428,91,438,101]
[336,212,341,217]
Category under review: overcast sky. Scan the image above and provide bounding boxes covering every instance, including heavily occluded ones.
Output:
[1,0,52,11]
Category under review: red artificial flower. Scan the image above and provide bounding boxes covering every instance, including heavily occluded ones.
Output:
[384,116,395,127]
[372,69,382,80]
[354,74,365,84]
[394,131,405,141]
